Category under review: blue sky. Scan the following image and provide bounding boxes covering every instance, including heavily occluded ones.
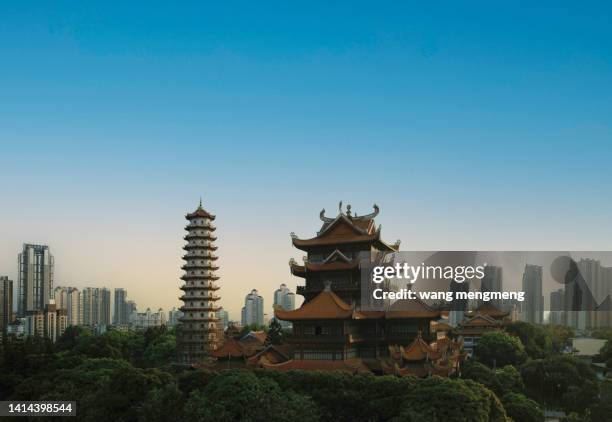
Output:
[1,2,612,317]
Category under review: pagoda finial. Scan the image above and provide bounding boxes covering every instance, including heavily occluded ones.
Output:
[199,197,203,208]
[346,204,352,217]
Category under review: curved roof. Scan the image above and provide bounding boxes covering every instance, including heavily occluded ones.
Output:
[275,286,352,320]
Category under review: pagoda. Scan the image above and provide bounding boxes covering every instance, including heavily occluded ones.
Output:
[176,200,221,365]
[272,203,461,374]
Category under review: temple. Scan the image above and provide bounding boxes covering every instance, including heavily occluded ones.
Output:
[176,200,222,365]
[269,203,464,376]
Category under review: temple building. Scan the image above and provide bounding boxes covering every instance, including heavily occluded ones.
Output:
[268,204,464,375]
[176,200,221,365]
[457,302,510,356]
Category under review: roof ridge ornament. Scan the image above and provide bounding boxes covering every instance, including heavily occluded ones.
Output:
[319,209,334,223]
[323,280,332,292]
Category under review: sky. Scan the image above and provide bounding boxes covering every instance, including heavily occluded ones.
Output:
[1,1,612,320]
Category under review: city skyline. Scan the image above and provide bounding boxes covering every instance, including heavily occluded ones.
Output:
[2,2,612,320]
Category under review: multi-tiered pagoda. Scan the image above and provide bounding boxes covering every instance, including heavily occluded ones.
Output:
[271,203,464,376]
[176,200,221,365]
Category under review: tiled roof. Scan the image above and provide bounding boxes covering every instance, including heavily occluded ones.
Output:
[275,288,352,320]
[261,358,370,373]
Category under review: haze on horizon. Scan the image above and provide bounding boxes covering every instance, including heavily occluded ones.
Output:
[1,2,612,319]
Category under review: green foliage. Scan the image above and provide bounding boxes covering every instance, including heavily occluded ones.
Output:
[474,331,527,368]
[501,393,543,422]
[462,361,524,398]
[265,318,283,345]
[543,325,574,353]
[520,355,598,414]
[506,321,553,359]
[183,370,319,422]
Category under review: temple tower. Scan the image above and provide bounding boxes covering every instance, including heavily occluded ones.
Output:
[176,200,221,364]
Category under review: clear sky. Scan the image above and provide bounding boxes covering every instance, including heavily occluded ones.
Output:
[1,2,612,320]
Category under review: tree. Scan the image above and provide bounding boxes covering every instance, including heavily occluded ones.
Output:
[265,318,283,346]
[474,331,527,368]
[520,355,598,413]
[462,361,524,398]
[506,321,552,358]
[501,393,543,422]
[183,371,319,422]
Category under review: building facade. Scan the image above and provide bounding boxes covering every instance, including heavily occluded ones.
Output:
[24,299,67,342]
[216,307,229,331]
[241,289,264,327]
[176,201,221,365]
[521,264,543,324]
[272,204,461,376]
[82,287,111,327]
[129,307,166,330]
[18,244,54,317]
[113,288,129,325]
[67,288,82,326]
[273,283,295,328]
[168,307,183,327]
[0,276,13,337]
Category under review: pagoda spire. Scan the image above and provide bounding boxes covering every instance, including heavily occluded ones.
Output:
[176,202,221,365]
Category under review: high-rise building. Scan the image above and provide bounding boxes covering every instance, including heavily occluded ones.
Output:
[1,276,14,336]
[24,299,67,342]
[82,287,111,327]
[67,288,82,326]
[176,201,221,365]
[53,287,69,310]
[521,264,543,324]
[549,288,565,325]
[113,288,129,325]
[273,284,295,328]
[241,289,264,327]
[129,307,166,330]
[126,300,137,319]
[216,307,229,331]
[18,244,54,317]
[168,307,183,327]
[480,266,503,307]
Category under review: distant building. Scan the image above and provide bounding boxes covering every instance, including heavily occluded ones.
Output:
[24,299,67,342]
[18,244,54,317]
[241,289,264,327]
[129,307,166,330]
[216,307,229,331]
[480,266,503,307]
[1,276,14,336]
[82,287,111,328]
[53,287,69,310]
[113,288,129,325]
[7,319,25,338]
[67,288,82,326]
[273,283,295,328]
[521,264,543,324]
[549,288,565,325]
[168,307,183,327]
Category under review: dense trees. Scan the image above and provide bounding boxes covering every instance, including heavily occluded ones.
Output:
[474,331,527,367]
[0,321,608,421]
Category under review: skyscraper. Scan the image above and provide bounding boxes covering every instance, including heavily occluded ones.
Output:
[176,201,221,365]
[53,287,69,310]
[17,244,54,317]
[216,307,229,331]
[168,307,183,327]
[1,276,13,336]
[521,264,543,324]
[550,288,565,325]
[113,288,128,325]
[67,288,82,326]
[82,287,111,327]
[273,284,295,328]
[241,289,264,327]
[480,266,503,307]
